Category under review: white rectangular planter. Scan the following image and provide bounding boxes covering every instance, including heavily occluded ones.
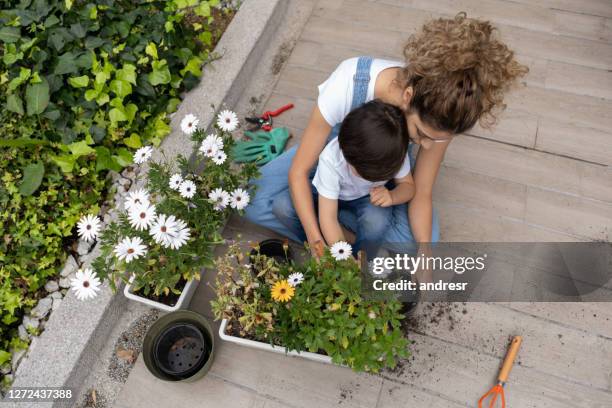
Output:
[219,319,334,365]
[124,278,199,313]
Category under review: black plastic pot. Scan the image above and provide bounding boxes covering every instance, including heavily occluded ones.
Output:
[143,311,214,382]
[249,238,293,265]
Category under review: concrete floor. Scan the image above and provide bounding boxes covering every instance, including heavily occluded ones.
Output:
[115,0,612,407]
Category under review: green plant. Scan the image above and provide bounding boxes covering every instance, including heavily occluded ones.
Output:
[0,0,235,374]
[211,244,410,372]
[88,111,258,300]
[1,0,224,180]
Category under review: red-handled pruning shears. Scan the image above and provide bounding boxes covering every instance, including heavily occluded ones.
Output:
[245,103,294,131]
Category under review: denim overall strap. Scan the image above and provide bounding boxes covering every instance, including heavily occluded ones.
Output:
[350,56,373,110]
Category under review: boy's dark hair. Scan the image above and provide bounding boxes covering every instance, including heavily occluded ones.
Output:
[338,100,409,182]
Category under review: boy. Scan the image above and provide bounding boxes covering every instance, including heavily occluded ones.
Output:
[313,100,415,250]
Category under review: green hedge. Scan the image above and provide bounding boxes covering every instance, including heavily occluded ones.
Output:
[0,0,227,374]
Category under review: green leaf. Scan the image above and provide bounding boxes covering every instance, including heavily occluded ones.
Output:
[68,140,96,157]
[65,0,74,10]
[123,133,141,148]
[8,67,31,91]
[180,56,203,77]
[84,88,99,101]
[109,107,127,123]
[70,23,86,39]
[148,59,171,86]
[109,79,132,98]
[44,15,60,28]
[3,44,24,65]
[96,93,109,106]
[115,64,137,85]
[0,27,21,43]
[25,78,49,115]
[50,154,76,173]
[19,162,45,196]
[95,146,121,172]
[114,148,133,166]
[195,3,211,17]
[54,52,79,75]
[145,42,158,60]
[68,75,89,88]
[0,351,10,366]
[7,94,25,115]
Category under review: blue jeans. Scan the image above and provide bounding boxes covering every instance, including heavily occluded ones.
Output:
[244,139,440,249]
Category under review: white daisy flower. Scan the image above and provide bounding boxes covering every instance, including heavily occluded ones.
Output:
[168,219,190,250]
[229,188,250,210]
[70,268,101,301]
[204,134,224,150]
[133,146,153,164]
[208,188,230,211]
[216,110,239,132]
[179,180,196,199]
[199,138,220,158]
[128,203,156,231]
[287,272,304,287]
[169,174,183,190]
[180,113,199,135]
[114,236,147,263]
[150,214,179,248]
[330,241,352,261]
[212,150,227,165]
[77,214,101,242]
[124,189,150,211]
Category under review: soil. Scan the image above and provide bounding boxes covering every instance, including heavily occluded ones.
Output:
[132,278,187,307]
[271,40,295,75]
[387,302,469,378]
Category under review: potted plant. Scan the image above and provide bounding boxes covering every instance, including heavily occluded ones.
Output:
[71,110,258,311]
[211,241,409,372]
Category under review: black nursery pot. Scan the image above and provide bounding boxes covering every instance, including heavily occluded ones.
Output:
[249,238,293,265]
[143,311,215,382]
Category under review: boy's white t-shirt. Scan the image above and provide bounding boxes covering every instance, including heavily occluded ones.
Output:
[317,57,403,127]
[313,138,411,201]
[313,57,409,201]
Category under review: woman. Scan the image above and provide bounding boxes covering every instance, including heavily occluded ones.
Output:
[245,13,528,256]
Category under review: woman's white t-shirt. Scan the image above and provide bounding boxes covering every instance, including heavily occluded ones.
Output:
[317,57,403,127]
[313,57,409,201]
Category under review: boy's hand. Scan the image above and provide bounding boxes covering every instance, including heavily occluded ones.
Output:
[370,186,393,207]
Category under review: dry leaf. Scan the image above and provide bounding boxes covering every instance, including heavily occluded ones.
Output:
[116,347,136,363]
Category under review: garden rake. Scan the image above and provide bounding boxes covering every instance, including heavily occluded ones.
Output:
[478,336,523,408]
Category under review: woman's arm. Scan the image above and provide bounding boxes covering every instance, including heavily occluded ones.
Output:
[409,141,449,244]
[370,173,415,207]
[288,106,332,247]
[318,196,345,245]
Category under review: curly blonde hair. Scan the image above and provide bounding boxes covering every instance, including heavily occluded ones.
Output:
[399,12,528,133]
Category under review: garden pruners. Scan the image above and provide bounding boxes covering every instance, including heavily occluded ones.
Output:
[245,103,294,131]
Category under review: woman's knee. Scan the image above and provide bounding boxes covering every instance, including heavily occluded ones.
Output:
[271,193,296,222]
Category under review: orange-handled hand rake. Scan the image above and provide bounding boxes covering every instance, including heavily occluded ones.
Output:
[478,336,523,408]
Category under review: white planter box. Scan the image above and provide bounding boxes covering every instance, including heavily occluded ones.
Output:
[124,278,199,313]
[219,319,334,365]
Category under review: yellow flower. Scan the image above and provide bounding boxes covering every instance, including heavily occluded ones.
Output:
[271,280,295,302]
